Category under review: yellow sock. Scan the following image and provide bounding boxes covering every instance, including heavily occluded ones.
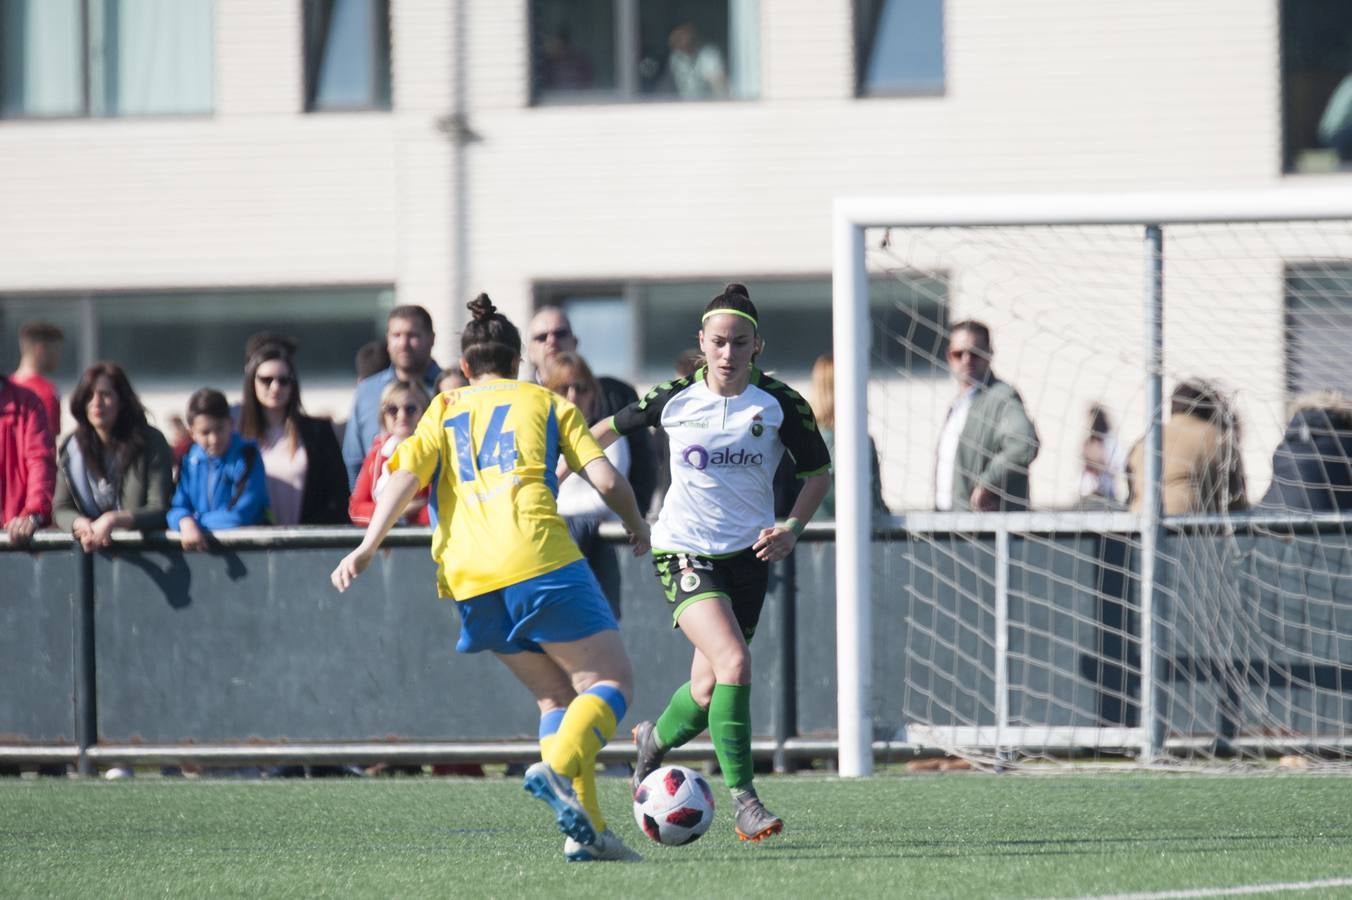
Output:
[541,692,617,780]
[572,764,604,832]
[539,732,606,832]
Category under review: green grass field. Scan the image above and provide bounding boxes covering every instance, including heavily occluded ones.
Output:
[4,772,1352,898]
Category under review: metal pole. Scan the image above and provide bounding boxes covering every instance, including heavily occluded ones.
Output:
[772,553,798,773]
[451,0,469,312]
[994,526,1010,758]
[1139,224,1165,763]
[832,211,873,776]
[74,546,97,776]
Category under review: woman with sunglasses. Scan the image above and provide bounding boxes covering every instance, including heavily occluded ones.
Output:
[349,379,432,526]
[239,342,349,525]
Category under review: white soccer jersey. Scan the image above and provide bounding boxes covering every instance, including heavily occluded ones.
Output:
[612,366,831,556]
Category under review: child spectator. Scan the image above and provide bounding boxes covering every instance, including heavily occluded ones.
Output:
[167,388,271,551]
[348,380,432,527]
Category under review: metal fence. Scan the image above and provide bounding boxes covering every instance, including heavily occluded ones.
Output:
[3,518,1350,774]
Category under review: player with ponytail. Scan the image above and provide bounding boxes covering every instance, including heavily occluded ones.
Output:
[332,294,651,862]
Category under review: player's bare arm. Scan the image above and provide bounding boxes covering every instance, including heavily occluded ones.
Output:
[579,455,651,555]
[331,468,421,592]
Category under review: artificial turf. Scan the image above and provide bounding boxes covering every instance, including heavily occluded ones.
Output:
[3,772,1351,898]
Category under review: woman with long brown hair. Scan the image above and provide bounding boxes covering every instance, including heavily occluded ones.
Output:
[541,351,629,618]
[238,342,348,525]
[53,362,175,550]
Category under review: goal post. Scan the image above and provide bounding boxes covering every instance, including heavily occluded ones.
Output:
[832,187,1352,776]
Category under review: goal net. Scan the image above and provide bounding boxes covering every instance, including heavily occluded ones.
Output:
[831,190,1352,773]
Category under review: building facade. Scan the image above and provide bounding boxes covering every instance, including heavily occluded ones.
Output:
[2,0,1349,509]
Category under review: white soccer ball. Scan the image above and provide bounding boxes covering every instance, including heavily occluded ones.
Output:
[632,764,715,846]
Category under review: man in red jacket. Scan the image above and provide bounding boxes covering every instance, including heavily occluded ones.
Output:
[1,374,55,545]
[10,321,63,437]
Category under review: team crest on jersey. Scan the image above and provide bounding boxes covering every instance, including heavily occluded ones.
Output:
[679,572,701,593]
[751,423,763,437]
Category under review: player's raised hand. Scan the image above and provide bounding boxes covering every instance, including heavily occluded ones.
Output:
[331,547,374,592]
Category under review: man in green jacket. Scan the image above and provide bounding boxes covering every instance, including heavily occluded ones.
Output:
[935,321,1040,512]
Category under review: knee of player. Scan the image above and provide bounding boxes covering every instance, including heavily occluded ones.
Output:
[715,646,752,684]
[536,695,575,717]
[577,670,634,707]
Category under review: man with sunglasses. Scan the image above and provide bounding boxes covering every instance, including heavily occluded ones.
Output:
[341,306,442,489]
[527,307,656,517]
[935,320,1040,512]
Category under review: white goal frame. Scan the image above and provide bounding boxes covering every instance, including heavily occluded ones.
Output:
[831,187,1352,777]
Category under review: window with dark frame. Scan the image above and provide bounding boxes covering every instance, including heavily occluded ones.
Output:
[303,0,392,112]
[530,0,760,104]
[1285,264,1352,396]
[1281,0,1352,173]
[0,287,392,388]
[534,277,949,389]
[0,0,214,119]
[856,0,945,97]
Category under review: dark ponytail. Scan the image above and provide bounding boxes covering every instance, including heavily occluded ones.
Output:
[702,281,759,329]
[461,293,522,377]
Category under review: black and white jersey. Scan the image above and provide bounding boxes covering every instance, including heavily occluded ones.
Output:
[611,366,831,556]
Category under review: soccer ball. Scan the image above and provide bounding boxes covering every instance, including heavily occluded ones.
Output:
[632,765,715,846]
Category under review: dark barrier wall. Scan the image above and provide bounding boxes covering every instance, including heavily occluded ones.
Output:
[89,532,789,740]
[1160,531,1352,737]
[3,525,1350,754]
[0,537,79,745]
[91,532,789,744]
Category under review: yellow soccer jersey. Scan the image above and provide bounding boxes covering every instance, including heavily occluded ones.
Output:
[388,379,606,599]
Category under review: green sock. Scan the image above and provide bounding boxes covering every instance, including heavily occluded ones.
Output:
[708,682,754,791]
[654,681,709,750]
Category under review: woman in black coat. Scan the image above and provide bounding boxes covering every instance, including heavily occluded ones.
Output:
[238,342,349,525]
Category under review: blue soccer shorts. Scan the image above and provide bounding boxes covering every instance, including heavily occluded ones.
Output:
[452,559,618,655]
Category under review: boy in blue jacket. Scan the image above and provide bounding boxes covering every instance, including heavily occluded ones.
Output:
[168,388,271,551]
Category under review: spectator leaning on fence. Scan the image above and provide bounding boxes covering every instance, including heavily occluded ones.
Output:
[11,320,64,438]
[934,320,1040,512]
[1126,378,1248,516]
[1258,390,1352,513]
[807,352,886,520]
[342,306,441,489]
[0,371,55,545]
[349,379,432,527]
[527,306,657,518]
[168,388,271,551]
[238,342,349,526]
[541,351,630,619]
[53,363,175,550]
